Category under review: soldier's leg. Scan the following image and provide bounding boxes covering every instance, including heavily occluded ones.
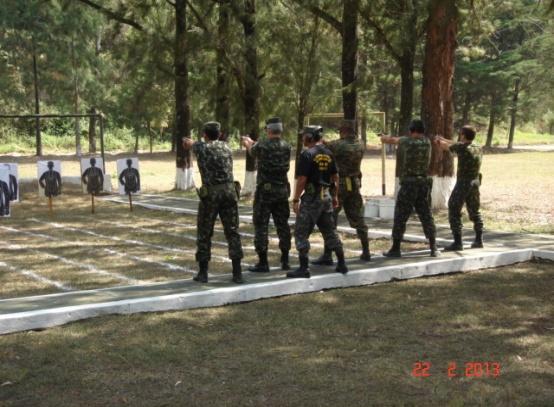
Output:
[194,199,218,282]
[272,199,292,270]
[466,185,484,248]
[249,197,271,272]
[343,191,370,260]
[219,199,244,283]
[385,184,414,257]
[413,182,439,257]
[316,208,348,274]
[313,192,342,266]
[445,182,466,251]
[288,199,318,278]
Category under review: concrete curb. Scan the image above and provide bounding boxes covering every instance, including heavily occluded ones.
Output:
[1,248,544,335]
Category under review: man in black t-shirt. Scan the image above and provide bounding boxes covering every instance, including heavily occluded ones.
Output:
[288,126,347,278]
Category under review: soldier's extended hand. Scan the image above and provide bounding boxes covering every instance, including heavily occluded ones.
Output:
[292,200,300,215]
[241,135,254,149]
[332,196,339,209]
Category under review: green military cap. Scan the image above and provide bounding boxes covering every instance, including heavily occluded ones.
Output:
[203,121,221,133]
[300,125,324,140]
[265,117,283,132]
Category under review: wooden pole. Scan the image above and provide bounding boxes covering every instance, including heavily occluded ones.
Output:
[48,196,53,216]
[381,112,386,196]
[91,193,95,214]
[99,114,106,173]
[128,193,133,212]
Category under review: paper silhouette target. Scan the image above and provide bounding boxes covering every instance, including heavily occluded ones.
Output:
[0,163,19,202]
[0,167,11,217]
[81,157,105,195]
[117,158,141,195]
[38,161,62,198]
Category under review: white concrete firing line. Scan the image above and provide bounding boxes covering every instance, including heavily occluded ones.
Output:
[5,241,140,285]
[29,218,232,264]
[1,225,194,275]
[0,260,72,291]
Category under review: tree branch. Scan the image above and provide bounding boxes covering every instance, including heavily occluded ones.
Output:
[359,6,401,62]
[290,0,342,32]
[75,0,144,31]
[186,0,210,33]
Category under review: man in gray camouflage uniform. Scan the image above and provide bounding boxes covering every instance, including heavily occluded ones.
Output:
[182,121,244,284]
[242,117,292,272]
[288,126,348,278]
[379,119,439,257]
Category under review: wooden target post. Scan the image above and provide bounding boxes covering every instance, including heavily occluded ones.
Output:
[128,193,133,212]
[48,196,53,216]
[91,193,95,214]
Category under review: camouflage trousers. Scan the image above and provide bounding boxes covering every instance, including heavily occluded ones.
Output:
[295,192,343,257]
[448,179,483,235]
[196,184,243,262]
[253,186,291,254]
[333,181,368,240]
[392,179,436,241]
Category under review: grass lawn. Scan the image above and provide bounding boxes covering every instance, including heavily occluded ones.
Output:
[0,261,552,406]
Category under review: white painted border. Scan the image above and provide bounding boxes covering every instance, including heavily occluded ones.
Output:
[1,248,548,335]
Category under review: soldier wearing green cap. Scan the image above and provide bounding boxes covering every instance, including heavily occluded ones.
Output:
[314,119,371,265]
[182,121,244,284]
[242,117,292,272]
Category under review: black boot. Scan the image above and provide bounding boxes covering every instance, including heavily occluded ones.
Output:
[248,252,269,273]
[193,260,208,283]
[280,250,290,270]
[359,234,371,261]
[286,256,310,278]
[444,232,463,251]
[335,248,348,274]
[471,230,484,248]
[383,239,401,258]
[232,259,244,284]
[311,248,333,266]
[429,237,440,257]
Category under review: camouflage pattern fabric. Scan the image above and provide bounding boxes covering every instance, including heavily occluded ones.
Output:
[448,180,483,235]
[399,136,431,179]
[196,184,243,262]
[395,142,406,178]
[249,137,292,254]
[253,186,291,254]
[192,140,234,186]
[327,138,364,178]
[392,178,436,241]
[334,180,368,239]
[192,140,243,262]
[449,142,482,180]
[250,138,291,185]
[295,192,343,256]
[82,166,104,194]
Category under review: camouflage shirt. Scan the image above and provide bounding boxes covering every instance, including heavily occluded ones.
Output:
[250,137,291,185]
[327,137,364,177]
[450,142,482,180]
[399,136,431,179]
[193,140,234,186]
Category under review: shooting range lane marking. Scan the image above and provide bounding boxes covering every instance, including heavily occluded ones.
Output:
[4,240,140,285]
[70,215,280,255]
[28,218,232,264]
[2,224,194,275]
[0,260,71,292]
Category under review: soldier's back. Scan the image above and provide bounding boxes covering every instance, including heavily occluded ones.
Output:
[194,140,234,186]
[330,138,364,177]
[400,137,431,179]
[255,138,291,185]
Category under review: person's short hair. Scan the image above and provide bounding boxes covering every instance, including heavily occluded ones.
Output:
[203,121,221,140]
[461,125,476,141]
[301,125,323,142]
[408,119,425,134]
[265,117,283,134]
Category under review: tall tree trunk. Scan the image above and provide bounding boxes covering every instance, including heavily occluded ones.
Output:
[421,0,458,208]
[485,95,495,148]
[174,0,192,189]
[31,39,41,157]
[215,0,230,136]
[341,0,358,120]
[461,86,471,125]
[398,54,414,135]
[242,0,260,169]
[88,107,97,153]
[134,124,140,153]
[507,77,520,150]
[71,37,82,157]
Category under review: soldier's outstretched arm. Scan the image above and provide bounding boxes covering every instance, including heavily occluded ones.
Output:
[378,133,400,145]
[435,135,454,151]
[182,137,194,151]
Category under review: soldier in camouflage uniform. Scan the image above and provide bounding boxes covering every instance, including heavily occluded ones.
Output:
[241,117,292,272]
[380,119,439,257]
[288,126,348,278]
[313,119,370,265]
[182,122,244,284]
[436,125,484,250]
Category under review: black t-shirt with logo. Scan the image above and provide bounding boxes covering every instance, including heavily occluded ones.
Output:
[297,144,337,188]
